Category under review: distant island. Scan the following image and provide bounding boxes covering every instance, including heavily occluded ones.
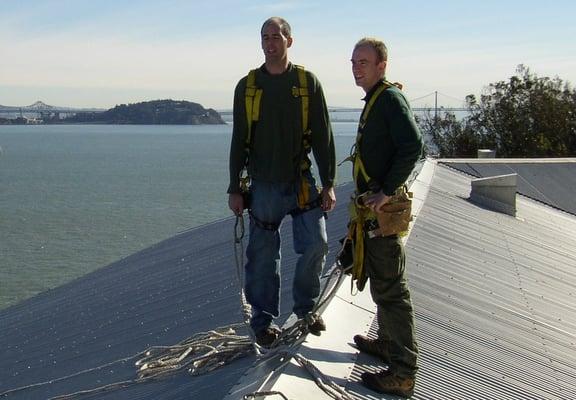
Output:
[0,99,225,125]
[63,99,225,125]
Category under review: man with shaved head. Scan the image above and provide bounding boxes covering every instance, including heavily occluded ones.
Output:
[228,17,336,347]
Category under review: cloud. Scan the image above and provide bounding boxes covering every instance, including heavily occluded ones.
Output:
[2,0,575,109]
[0,33,258,90]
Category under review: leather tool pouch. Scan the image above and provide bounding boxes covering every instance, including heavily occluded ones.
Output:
[375,189,412,237]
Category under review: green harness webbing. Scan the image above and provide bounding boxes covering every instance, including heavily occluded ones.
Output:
[243,65,313,209]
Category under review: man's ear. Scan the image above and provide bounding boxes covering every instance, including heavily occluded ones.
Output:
[287,36,293,48]
[379,60,387,77]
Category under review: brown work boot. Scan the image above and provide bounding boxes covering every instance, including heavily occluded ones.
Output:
[255,327,281,348]
[361,369,415,398]
[307,314,326,336]
[353,334,390,363]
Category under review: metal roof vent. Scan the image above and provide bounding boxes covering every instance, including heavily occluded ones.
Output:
[470,173,517,216]
[477,149,496,158]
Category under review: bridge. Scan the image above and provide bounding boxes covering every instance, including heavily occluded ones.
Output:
[218,91,469,117]
[0,101,105,119]
[217,107,468,118]
[1,91,470,120]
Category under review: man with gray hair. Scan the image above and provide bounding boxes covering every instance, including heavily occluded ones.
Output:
[228,17,336,347]
[347,37,422,397]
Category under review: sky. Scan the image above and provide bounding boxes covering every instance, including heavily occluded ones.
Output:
[1,0,575,110]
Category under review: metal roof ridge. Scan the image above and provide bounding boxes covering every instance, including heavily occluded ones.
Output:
[438,157,576,163]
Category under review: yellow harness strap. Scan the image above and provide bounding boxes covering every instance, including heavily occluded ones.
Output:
[293,65,312,208]
[294,65,309,138]
[348,81,395,291]
[245,69,263,147]
[244,65,312,208]
[353,83,389,190]
[349,204,368,292]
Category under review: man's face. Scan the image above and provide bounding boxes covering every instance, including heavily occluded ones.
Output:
[261,22,292,63]
[351,45,386,92]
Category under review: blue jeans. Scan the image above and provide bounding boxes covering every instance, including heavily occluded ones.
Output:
[245,175,328,334]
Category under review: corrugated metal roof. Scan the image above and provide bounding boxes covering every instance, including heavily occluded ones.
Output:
[0,217,254,399]
[0,200,349,400]
[253,160,576,400]
[2,159,575,400]
[439,158,576,215]
[404,162,576,399]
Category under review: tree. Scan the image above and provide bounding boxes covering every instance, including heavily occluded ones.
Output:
[418,108,482,157]
[420,65,576,158]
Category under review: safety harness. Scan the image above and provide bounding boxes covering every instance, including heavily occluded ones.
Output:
[343,81,411,292]
[241,65,319,230]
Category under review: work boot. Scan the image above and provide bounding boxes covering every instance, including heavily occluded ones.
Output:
[306,314,326,336]
[353,334,390,363]
[255,327,281,348]
[361,369,415,398]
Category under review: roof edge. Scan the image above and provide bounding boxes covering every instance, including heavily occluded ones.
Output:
[438,157,576,164]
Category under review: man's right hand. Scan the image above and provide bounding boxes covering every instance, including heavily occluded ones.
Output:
[228,193,245,216]
[362,190,391,213]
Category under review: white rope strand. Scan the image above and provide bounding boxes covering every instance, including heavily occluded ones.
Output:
[0,216,354,400]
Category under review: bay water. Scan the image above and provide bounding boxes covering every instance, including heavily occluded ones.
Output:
[0,122,357,310]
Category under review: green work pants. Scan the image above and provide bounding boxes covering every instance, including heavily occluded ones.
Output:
[364,234,419,378]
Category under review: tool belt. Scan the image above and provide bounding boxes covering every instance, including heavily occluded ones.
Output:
[345,186,412,292]
[340,80,412,292]
[354,186,412,238]
[362,187,412,238]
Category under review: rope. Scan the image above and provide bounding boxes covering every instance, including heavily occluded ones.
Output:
[0,215,353,400]
[0,357,139,399]
[135,325,253,379]
[234,214,262,355]
[0,325,254,400]
[232,213,347,351]
[233,212,357,399]
[293,354,355,400]
[267,262,346,350]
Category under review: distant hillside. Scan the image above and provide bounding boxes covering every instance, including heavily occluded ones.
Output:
[0,104,19,111]
[64,99,225,125]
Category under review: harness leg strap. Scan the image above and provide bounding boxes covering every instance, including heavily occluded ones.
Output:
[249,211,281,231]
[289,196,323,218]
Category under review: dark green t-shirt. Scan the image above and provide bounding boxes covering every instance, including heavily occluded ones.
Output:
[228,63,335,193]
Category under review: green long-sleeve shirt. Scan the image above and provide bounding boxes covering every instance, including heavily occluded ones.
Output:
[227,63,335,194]
[356,80,423,195]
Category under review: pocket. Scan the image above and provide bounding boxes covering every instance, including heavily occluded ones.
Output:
[376,199,412,236]
[365,236,405,280]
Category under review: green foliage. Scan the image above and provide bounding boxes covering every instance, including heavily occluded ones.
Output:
[420,65,576,157]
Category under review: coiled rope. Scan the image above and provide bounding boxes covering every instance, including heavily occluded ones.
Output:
[0,325,255,400]
[0,214,351,400]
